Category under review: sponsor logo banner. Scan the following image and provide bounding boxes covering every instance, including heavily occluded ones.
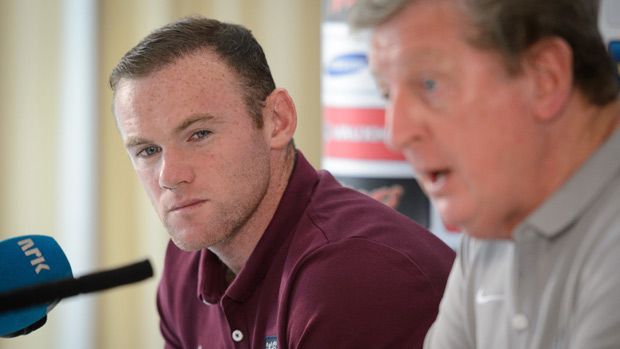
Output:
[323,107,405,161]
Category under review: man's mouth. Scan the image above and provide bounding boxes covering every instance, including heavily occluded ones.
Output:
[421,168,451,195]
[169,199,206,212]
[429,169,450,184]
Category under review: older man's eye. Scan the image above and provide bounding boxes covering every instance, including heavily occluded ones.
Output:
[381,89,390,100]
[423,78,437,91]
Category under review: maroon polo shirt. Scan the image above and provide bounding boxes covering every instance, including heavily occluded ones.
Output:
[157,151,455,349]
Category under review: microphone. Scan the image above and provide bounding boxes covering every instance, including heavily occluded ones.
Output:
[0,235,154,338]
[0,259,154,313]
[0,235,73,337]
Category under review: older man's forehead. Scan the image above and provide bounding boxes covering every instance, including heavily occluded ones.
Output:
[369,5,465,69]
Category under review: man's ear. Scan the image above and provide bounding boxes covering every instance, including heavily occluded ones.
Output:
[263,88,297,149]
[522,37,573,121]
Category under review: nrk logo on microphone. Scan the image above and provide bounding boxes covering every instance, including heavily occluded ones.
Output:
[0,235,73,336]
[17,237,52,274]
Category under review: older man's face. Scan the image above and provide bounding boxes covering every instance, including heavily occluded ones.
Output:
[370,1,548,238]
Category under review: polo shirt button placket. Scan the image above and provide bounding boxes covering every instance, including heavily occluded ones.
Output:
[232,329,244,343]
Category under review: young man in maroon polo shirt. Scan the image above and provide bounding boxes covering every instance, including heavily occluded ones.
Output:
[110,16,454,348]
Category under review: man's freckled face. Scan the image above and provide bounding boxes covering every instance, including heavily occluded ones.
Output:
[114,51,272,250]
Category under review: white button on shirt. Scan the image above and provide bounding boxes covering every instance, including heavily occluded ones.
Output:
[232,329,244,342]
[511,314,529,331]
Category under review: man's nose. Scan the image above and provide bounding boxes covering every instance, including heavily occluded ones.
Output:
[158,149,194,190]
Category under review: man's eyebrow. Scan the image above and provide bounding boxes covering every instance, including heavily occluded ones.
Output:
[124,114,216,149]
[125,137,150,149]
[173,114,215,135]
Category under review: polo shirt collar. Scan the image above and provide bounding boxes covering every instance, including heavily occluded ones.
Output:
[197,151,319,304]
[521,127,620,238]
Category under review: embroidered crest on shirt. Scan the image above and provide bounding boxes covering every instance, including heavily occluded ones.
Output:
[265,336,278,349]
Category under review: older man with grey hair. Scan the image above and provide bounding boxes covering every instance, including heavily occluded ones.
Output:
[350,0,620,348]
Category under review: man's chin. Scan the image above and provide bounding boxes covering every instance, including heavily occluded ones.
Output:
[435,205,463,228]
[169,231,210,252]
[455,219,513,240]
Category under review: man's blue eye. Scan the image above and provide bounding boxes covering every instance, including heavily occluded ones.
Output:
[137,145,161,158]
[381,90,390,100]
[423,79,437,91]
[190,130,212,140]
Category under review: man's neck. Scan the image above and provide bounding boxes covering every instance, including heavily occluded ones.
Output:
[502,97,620,238]
[551,97,620,180]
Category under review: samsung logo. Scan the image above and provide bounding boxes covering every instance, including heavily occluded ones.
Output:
[325,53,368,76]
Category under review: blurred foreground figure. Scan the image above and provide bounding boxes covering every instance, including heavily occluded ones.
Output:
[350,0,620,348]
